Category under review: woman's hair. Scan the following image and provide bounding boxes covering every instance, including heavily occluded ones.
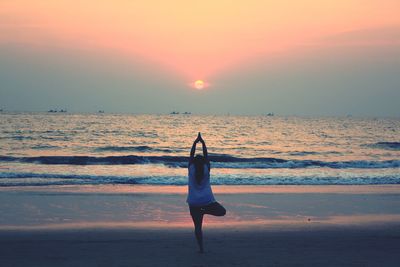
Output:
[194,155,205,185]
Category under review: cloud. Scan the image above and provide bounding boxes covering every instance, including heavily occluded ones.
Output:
[316,26,400,47]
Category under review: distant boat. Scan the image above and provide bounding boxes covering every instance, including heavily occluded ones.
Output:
[266,112,274,116]
[48,109,67,113]
[170,111,180,115]
[98,110,105,113]
[183,112,191,115]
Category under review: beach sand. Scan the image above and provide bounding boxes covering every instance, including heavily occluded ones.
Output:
[1,225,400,266]
[1,185,400,266]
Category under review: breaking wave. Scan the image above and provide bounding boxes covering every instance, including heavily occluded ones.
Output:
[0,155,399,169]
[0,171,399,186]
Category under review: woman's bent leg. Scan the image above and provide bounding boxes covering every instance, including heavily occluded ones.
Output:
[203,202,226,216]
[190,206,204,253]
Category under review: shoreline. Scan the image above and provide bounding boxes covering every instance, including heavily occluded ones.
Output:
[1,184,400,230]
[2,184,400,194]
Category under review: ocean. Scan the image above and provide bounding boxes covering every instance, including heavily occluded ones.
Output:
[0,112,399,187]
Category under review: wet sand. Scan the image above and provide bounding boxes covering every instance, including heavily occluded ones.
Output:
[1,225,400,267]
[1,185,400,266]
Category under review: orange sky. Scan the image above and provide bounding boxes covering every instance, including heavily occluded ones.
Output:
[1,0,399,81]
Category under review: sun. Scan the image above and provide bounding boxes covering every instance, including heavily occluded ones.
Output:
[189,79,209,90]
[194,80,205,90]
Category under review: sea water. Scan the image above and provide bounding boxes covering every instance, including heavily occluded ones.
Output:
[0,113,399,186]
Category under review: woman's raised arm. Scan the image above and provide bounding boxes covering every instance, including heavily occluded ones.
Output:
[189,140,197,163]
[189,132,201,163]
[200,139,208,160]
[198,133,210,168]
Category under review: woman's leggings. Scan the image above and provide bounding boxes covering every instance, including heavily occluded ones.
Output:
[189,201,226,219]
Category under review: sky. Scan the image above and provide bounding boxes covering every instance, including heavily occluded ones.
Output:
[0,0,399,116]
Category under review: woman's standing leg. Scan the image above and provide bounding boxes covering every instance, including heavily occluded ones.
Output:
[190,207,204,253]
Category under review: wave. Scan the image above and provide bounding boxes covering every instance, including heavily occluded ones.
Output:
[288,151,342,156]
[0,171,399,186]
[365,142,400,151]
[0,155,400,169]
[0,155,188,166]
[94,145,178,153]
[31,144,59,150]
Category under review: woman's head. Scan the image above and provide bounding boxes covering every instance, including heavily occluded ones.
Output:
[194,155,205,184]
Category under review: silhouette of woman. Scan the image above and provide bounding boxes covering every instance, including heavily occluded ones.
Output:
[187,132,226,253]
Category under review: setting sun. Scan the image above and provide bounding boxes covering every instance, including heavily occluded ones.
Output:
[194,80,205,90]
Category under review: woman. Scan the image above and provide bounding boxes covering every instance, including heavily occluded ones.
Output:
[187,132,226,253]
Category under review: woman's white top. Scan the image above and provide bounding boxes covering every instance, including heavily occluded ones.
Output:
[186,163,216,207]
